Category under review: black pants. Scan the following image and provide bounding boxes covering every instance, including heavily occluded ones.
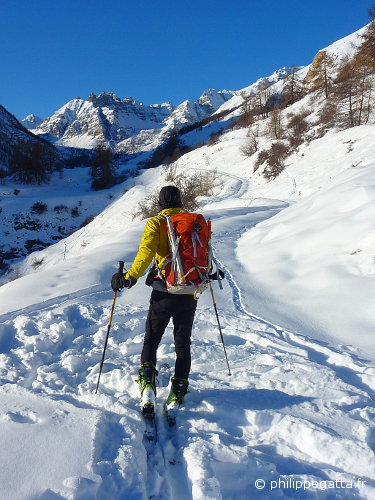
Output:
[141,290,197,379]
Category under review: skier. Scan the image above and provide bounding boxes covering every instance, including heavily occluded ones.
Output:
[111,186,198,416]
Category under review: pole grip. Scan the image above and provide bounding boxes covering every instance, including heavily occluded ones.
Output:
[118,260,125,274]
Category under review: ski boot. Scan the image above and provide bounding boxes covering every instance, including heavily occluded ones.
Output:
[136,362,157,418]
[164,377,189,424]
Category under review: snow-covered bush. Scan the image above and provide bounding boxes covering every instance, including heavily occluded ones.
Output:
[78,216,95,229]
[240,130,260,157]
[71,207,80,217]
[30,201,48,215]
[207,131,223,145]
[54,204,69,213]
[31,257,44,269]
[254,141,290,180]
[286,110,310,148]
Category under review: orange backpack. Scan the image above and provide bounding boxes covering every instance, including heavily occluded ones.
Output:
[162,212,212,296]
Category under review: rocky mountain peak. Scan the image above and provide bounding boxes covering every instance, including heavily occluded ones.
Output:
[31,87,236,154]
[21,114,44,130]
[88,92,134,107]
[197,89,236,108]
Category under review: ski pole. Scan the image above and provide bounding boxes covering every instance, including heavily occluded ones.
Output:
[95,260,125,394]
[209,280,231,376]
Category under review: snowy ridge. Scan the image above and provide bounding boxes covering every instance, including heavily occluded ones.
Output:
[214,24,368,119]
[0,105,50,151]
[323,25,368,57]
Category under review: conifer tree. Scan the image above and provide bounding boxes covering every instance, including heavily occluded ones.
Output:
[12,142,52,184]
[256,80,273,119]
[90,145,116,190]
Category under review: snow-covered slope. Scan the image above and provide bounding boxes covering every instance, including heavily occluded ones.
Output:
[0,167,128,271]
[238,162,375,355]
[0,161,374,499]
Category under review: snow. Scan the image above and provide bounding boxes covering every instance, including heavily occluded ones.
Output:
[0,22,375,500]
[237,163,375,357]
[0,150,375,498]
[0,385,101,500]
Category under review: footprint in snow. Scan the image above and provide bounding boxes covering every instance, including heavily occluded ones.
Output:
[6,410,38,424]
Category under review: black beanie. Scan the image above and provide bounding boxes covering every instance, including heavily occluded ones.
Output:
[158,185,182,209]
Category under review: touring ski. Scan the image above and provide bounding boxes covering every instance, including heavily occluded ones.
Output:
[164,400,180,426]
[143,413,157,444]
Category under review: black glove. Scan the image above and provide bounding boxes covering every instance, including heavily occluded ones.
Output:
[111,273,137,292]
[125,275,137,289]
[209,269,225,281]
[145,265,158,286]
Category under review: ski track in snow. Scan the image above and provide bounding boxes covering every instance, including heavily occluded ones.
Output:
[178,162,253,206]
[0,170,374,499]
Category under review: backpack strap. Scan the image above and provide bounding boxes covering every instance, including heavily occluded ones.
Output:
[191,231,203,258]
[164,214,186,285]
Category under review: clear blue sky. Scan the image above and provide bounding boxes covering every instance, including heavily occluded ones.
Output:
[1,0,372,120]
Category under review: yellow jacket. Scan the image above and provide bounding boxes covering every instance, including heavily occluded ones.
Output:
[125,207,183,280]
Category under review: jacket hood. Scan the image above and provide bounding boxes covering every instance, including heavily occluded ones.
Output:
[158,207,183,217]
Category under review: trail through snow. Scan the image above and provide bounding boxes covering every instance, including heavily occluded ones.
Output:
[0,170,374,499]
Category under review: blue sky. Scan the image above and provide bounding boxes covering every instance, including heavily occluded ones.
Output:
[1,0,372,120]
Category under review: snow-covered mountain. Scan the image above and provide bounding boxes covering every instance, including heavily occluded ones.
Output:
[0,22,374,499]
[212,25,367,118]
[32,89,236,153]
[21,114,44,130]
[0,105,57,175]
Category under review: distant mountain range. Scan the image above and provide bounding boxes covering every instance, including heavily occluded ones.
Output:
[1,22,366,175]
[21,89,237,155]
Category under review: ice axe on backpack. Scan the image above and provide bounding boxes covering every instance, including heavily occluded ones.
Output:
[209,279,232,377]
[95,260,125,394]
